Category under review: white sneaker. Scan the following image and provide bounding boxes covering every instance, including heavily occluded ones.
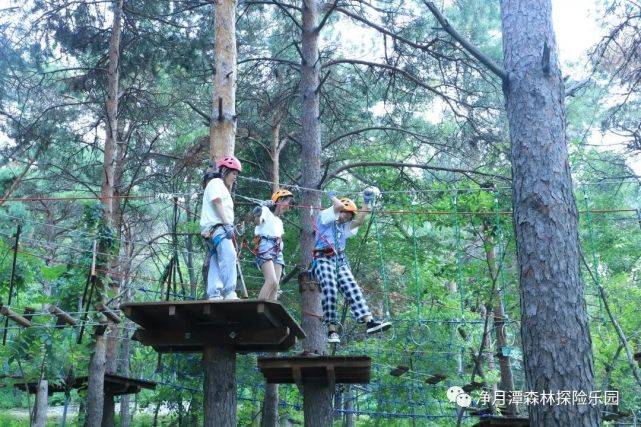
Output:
[208,295,223,301]
[327,331,340,344]
[223,291,238,300]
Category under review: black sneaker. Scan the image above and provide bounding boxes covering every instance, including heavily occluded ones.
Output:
[366,319,392,334]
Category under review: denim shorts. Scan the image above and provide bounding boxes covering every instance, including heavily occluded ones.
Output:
[255,236,284,268]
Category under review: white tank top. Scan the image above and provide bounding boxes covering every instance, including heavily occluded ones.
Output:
[254,206,284,238]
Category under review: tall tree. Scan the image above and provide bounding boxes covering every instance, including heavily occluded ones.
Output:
[299,0,333,425]
[210,0,238,161]
[85,0,124,425]
[500,0,599,424]
[203,1,238,426]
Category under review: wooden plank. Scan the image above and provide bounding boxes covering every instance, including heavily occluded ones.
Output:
[105,373,156,390]
[49,306,77,327]
[389,365,409,377]
[0,306,32,328]
[425,373,447,384]
[95,303,121,324]
[121,300,305,339]
[22,307,35,322]
[256,303,279,328]
[258,356,371,385]
[292,367,303,391]
[14,374,155,397]
[132,326,293,353]
[326,364,335,390]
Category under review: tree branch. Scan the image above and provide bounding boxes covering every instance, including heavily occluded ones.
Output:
[323,126,448,150]
[271,0,303,31]
[315,0,339,33]
[182,100,210,123]
[323,58,453,102]
[424,1,507,81]
[323,162,510,185]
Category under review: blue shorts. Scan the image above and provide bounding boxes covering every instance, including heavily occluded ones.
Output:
[255,236,284,268]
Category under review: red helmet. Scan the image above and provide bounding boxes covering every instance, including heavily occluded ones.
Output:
[216,156,242,172]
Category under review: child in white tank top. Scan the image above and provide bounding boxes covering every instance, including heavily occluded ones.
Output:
[252,189,294,301]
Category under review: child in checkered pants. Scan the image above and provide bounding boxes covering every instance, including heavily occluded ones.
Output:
[312,190,391,344]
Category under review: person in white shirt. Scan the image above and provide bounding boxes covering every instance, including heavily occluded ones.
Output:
[252,189,294,301]
[200,156,242,300]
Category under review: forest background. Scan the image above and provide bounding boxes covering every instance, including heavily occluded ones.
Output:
[0,0,640,425]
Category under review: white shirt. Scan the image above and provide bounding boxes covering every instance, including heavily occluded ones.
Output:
[254,206,284,238]
[200,178,234,232]
[318,207,358,236]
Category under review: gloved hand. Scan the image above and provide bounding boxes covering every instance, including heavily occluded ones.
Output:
[327,190,337,199]
[236,222,245,236]
[363,189,375,206]
[222,223,235,239]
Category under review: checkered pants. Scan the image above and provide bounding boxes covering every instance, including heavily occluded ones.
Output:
[312,256,371,325]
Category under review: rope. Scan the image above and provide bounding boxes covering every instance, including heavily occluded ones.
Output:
[453,192,464,317]
[583,187,605,324]
[410,200,421,319]
[371,206,390,318]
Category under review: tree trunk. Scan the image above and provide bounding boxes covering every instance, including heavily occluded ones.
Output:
[210,0,237,161]
[261,384,279,427]
[62,392,70,427]
[483,233,517,415]
[85,332,108,427]
[203,345,236,427]
[343,385,354,427]
[119,232,133,427]
[500,1,599,425]
[101,395,115,427]
[86,0,123,424]
[188,396,200,426]
[152,401,160,427]
[299,0,333,425]
[99,0,123,228]
[32,379,47,427]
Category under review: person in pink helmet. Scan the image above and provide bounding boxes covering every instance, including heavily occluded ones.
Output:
[200,156,242,300]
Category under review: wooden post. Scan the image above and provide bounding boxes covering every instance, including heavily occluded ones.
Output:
[61,391,71,427]
[0,306,33,328]
[203,345,237,427]
[85,326,108,427]
[260,384,279,427]
[32,378,47,427]
[101,394,115,427]
[49,306,77,327]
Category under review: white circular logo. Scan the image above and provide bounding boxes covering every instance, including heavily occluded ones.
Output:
[446,386,464,402]
[456,393,472,408]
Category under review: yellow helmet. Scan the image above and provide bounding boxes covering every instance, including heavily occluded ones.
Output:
[339,197,358,213]
[271,189,294,203]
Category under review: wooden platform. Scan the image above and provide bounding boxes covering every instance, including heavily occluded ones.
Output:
[474,416,530,427]
[14,374,156,396]
[257,356,371,387]
[121,300,306,353]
